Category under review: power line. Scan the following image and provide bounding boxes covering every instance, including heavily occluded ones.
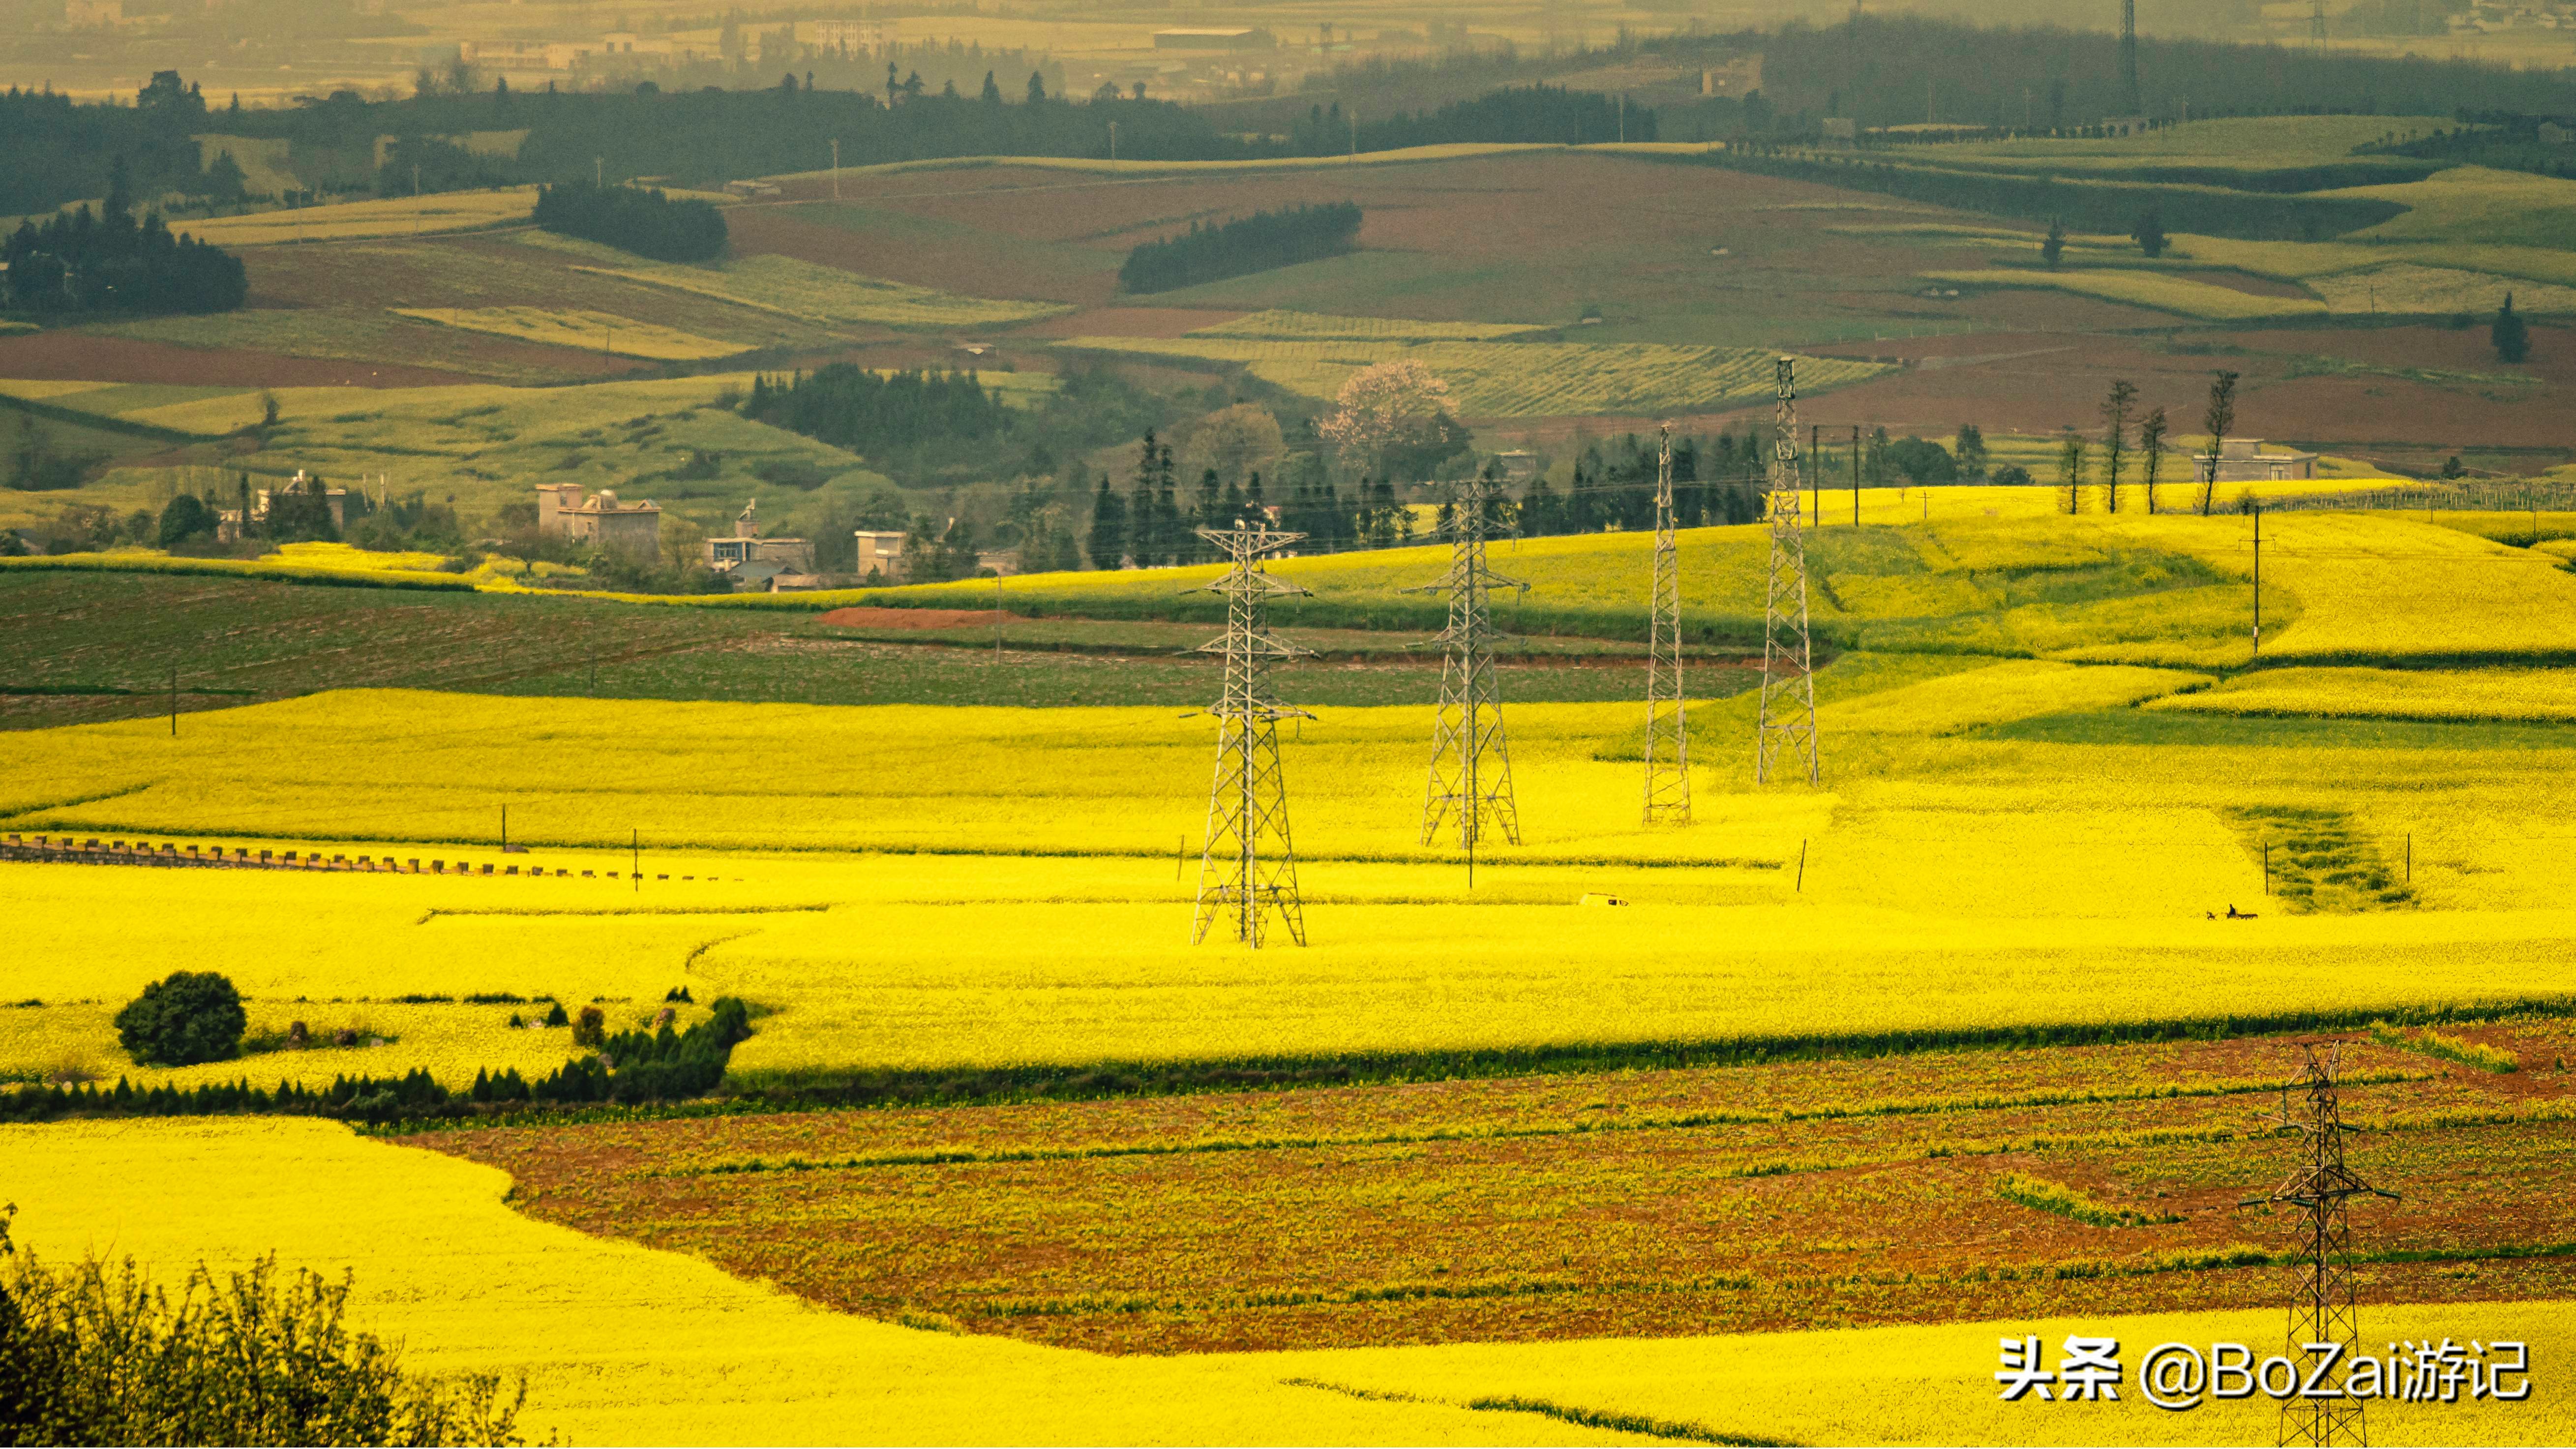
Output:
[1412,466,1528,857]
[1756,357,1822,787]
[1644,422,1691,824]
[2243,1038,2398,1449]
[1189,517,1312,948]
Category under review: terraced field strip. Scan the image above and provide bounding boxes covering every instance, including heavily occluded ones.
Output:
[422,1021,2576,1355]
[392,306,750,361]
[1188,310,1554,342]
[566,249,1072,330]
[1052,336,1894,416]
[1920,268,2326,322]
[181,188,538,245]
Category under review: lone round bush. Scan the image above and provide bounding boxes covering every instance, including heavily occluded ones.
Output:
[114,971,247,1065]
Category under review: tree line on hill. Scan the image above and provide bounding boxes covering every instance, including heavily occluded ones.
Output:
[1119,202,1362,295]
[533,180,728,262]
[0,169,247,316]
[1075,421,2016,570]
[1284,85,1649,154]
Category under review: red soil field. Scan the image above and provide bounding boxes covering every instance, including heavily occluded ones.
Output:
[818,606,1006,629]
[0,330,482,388]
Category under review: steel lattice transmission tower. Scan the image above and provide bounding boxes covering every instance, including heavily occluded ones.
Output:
[1643,423,1691,824]
[1755,357,1822,786]
[2243,1039,2399,1449]
[1413,467,1529,849]
[2120,0,2141,115]
[1190,518,1314,948]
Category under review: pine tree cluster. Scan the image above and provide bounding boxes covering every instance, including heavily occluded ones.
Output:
[1118,202,1362,295]
[742,365,1012,454]
[532,179,728,262]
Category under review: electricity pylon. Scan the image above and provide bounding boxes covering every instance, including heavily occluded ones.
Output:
[1191,518,1312,948]
[2243,1038,2399,1449]
[1413,466,1528,850]
[2120,0,2142,114]
[1755,357,1822,786]
[1643,422,1690,823]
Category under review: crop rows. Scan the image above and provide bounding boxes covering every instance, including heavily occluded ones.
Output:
[1189,309,1550,342]
[577,251,1071,330]
[392,306,749,361]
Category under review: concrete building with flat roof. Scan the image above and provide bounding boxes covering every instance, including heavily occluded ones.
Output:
[2192,438,2319,483]
[854,530,907,582]
[535,482,661,556]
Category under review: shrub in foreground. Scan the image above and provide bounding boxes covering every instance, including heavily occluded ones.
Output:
[0,1208,528,1445]
[112,971,245,1066]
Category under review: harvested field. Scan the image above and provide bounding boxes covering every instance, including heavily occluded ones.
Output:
[0,328,484,388]
[419,1020,2576,1355]
[818,606,1007,629]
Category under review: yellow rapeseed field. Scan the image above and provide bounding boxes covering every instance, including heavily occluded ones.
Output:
[1919,268,2326,323]
[391,306,750,361]
[9,683,2576,1084]
[6,1117,2571,1446]
[179,189,537,246]
[2149,666,2576,724]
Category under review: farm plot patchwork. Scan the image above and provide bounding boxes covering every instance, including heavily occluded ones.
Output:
[29,1116,2569,1447]
[427,1027,2576,1354]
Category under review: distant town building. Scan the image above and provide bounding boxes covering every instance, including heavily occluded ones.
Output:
[801,18,889,54]
[2541,121,2575,146]
[214,471,348,542]
[975,549,1020,577]
[1820,117,1858,145]
[1494,450,1541,484]
[458,38,595,71]
[1154,27,1275,49]
[854,529,907,582]
[63,0,122,28]
[2193,438,2320,483]
[1700,55,1762,96]
[534,482,661,556]
[705,499,818,590]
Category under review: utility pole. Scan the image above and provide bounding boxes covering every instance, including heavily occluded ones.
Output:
[831,137,840,198]
[1412,467,1528,854]
[595,155,604,187]
[1191,516,1313,947]
[1643,423,1690,825]
[1108,120,1117,162]
[1349,110,1357,155]
[1851,424,1862,526]
[2252,503,2263,656]
[2243,1039,2398,1449]
[2312,0,2329,52]
[1808,423,1821,526]
[1756,357,1822,786]
[168,664,178,736]
[413,162,421,197]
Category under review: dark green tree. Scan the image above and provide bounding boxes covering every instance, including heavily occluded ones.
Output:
[1086,473,1126,568]
[1953,422,1988,482]
[980,71,1003,105]
[113,971,245,1066]
[2494,291,2531,363]
[1027,71,1048,103]
[155,492,214,547]
[2131,209,2168,258]
[2040,216,2066,269]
